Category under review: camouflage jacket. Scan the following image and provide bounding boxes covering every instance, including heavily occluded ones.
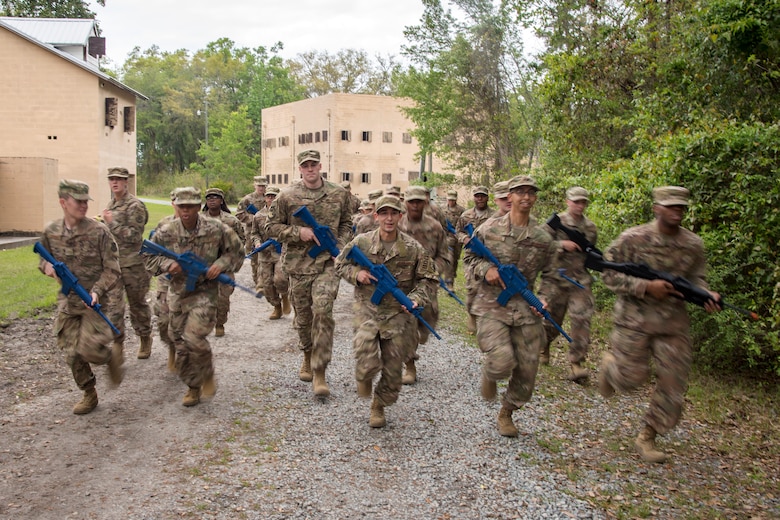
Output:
[144,214,244,297]
[105,194,148,268]
[463,214,559,326]
[265,180,352,276]
[335,229,438,322]
[207,210,245,245]
[542,210,598,287]
[249,207,281,262]
[39,218,121,313]
[348,193,362,216]
[456,206,495,245]
[425,202,448,230]
[443,203,465,229]
[355,213,378,235]
[235,192,265,226]
[398,213,451,278]
[602,219,708,335]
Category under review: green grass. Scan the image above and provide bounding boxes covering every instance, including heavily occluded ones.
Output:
[143,198,175,237]
[0,248,58,322]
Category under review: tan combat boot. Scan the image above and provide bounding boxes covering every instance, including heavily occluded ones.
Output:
[567,362,589,382]
[467,314,477,335]
[167,344,176,373]
[281,293,292,315]
[481,374,497,401]
[214,325,225,337]
[269,305,282,320]
[202,375,217,398]
[401,360,417,385]
[182,387,201,407]
[635,425,667,463]
[356,379,372,398]
[73,387,98,415]
[369,397,386,428]
[539,343,550,365]
[107,344,125,387]
[598,353,616,398]
[299,350,313,382]
[497,404,519,437]
[137,335,153,359]
[312,368,330,397]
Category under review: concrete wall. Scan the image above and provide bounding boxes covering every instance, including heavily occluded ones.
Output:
[0,157,59,233]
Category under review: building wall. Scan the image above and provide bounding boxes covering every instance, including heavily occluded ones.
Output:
[0,157,59,233]
[261,93,455,201]
[0,27,138,232]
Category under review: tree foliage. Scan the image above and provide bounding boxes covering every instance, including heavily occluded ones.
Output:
[1,0,102,17]
[287,49,400,97]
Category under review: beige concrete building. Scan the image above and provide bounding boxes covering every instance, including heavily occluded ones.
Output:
[261,93,460,202]
[0,17,145,234]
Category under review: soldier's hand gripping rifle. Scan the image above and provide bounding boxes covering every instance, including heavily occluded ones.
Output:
[246,203,260,215]
[141,239,261,298]
[292,206,341,258]
[439,276,465,306]
[464,232,573,342]
[245,238,282,259]
[445,219,457,235]
[33,242,121,335]
[546,213,605,271]
[347,245,442,340]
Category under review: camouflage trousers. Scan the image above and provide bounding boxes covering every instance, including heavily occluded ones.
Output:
[477,316,544,410]
[55,305,116,390]
[107,263,152,343]
[260,259,289,307]
[216,275,235,327]
[446,236,462,282]
[353,311,416,407]
[289,265,340,371]
[153,277,173,347]
[169,290,217,389]
[407,294,439,362]
[251,254,264,292]
[601,326,692,434]
[543,283,595,363]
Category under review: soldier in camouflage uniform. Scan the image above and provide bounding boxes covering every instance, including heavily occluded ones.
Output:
[492,181,511,217]
[598,186,721,463]
[144,187,244,407]
[463,176,560,437]
[352,199,374,231]
[442,189,465,285]
[456,186,496,333]
[39,180,124,415]
[151,189,180,372]
[249,186,291,320]
[354,189,383,235]
[102,167,153,360]
[341,180,362,216]
[541,187,597,382]
[398,186,451,385]
[335,196,439,428]
[235,176,268,294]
[203,187,245,337]
[265,150,353,397]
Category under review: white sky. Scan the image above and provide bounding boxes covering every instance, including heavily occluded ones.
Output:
[89,0,428,64]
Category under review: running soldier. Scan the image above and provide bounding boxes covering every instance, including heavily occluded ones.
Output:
[442,189,465,285]
[235,176,268,295]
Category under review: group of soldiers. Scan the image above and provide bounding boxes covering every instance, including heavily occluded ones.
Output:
[38,150,720,465]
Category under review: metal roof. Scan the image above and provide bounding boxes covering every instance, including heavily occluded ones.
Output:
[0,18,147,100]
[0,17,96,46]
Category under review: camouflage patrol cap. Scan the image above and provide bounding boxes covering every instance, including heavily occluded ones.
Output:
[340,181,351,189]
[205,187,224,198]
[253,176,268,186]
[508,175,538,191]
[359,198,373,209]
[266,186,280,196]
[174,187,202,206]
[446,190,458,201]
[58,179,92,201]
[386,185,401,196]
[297,149,320,165]
[493,181,510,199]
[169,188,180,201]
[107,167,130,179]
[653,186,690,206]
[472,186,489,196]
[404,185,428,202]
[566,186,589,202]
[367,189,384,201]
[374,195,405,213]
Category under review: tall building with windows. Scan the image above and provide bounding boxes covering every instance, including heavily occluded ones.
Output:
[261,93,454,200]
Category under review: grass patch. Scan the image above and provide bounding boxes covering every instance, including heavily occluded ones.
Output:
[0,248,58,322]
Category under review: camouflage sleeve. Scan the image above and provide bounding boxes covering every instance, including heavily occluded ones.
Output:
[434,227,451,277]
[230,216,246,244]
[234,196,250,224]
[407,246,439,309]
[602,233,650,298]
[91,226,121,299]
[334,238,362,286]
[455,213,470,245]
[536,239,562,304]
[248,213,264,247]
[462,225,494,281]
[265,196,304,245]
[143,226,175,277]
[108,199,147,244]
[212,224,245,274]
[336,191,354,248]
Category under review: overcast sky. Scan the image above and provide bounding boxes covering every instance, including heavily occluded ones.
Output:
[89,0,428,64]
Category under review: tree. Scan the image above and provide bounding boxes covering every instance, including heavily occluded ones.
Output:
[1,0,103,17]
[288,49,399,97]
